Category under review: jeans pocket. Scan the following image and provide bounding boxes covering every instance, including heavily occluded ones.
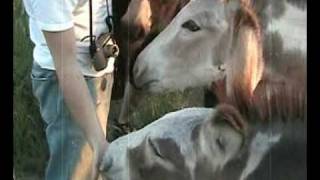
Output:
[31,63,60,125]
[30,62,98,126]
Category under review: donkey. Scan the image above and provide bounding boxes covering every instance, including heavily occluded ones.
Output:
[116,0,306,129]
[130,0,306,116]
[100,104,306,180]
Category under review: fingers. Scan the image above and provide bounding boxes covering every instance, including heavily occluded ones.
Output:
[91,141,109,180]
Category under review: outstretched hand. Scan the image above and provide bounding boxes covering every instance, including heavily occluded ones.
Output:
[91,140,109,180]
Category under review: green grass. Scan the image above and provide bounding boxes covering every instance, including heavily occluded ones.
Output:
[14,0,48,178]
[130,90,204,129]
[13,0,204,178]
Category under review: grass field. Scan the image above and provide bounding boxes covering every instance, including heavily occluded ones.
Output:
[13,0,205,178]
[14,0,48,178]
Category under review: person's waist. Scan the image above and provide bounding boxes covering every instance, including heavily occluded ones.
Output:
[33,47,97,76]
[32,60,102,78]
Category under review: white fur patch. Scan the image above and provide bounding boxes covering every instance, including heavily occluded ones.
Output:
[239,132,282,180]
[267,3,306,52]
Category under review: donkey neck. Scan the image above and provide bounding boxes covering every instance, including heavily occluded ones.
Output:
[216,119,306,180]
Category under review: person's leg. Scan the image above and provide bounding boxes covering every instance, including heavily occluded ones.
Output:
[31,62,101,180]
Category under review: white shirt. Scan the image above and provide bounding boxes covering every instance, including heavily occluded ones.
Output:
[23,0,112,77]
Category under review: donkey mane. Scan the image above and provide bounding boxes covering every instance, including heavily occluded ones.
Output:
[213,45,306,124]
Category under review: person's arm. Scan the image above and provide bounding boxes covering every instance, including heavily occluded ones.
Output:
[42,28,107,178]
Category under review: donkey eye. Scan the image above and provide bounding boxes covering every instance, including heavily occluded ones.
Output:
[216,136,226,153]
[149,138,165,159]
[182,20,201,32]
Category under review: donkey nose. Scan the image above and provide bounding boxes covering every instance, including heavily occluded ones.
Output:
[133,64,147,82]
[132,59,152,88]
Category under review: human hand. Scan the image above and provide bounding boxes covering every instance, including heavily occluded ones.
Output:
[91,140,109,180]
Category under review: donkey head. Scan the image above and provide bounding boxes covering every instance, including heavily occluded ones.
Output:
[101,102,305,180]
[132,0,264,100]
[101,104,247,180]
[127,104,247,180]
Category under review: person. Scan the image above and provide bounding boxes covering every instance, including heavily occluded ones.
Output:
[22,0,111,179]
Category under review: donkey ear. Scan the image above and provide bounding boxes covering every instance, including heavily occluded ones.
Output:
[211,104,248,134]
[226,6,264,102]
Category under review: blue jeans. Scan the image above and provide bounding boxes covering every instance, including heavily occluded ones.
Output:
[31,62,103,180]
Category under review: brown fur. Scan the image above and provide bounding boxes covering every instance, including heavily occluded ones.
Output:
[112,0,189,99]
[214,104,248,136]
[120,0,189,64]
[120,0,190,89]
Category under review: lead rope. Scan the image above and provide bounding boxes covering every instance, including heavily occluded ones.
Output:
[89,0,96,58]
[105,0,114,33]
